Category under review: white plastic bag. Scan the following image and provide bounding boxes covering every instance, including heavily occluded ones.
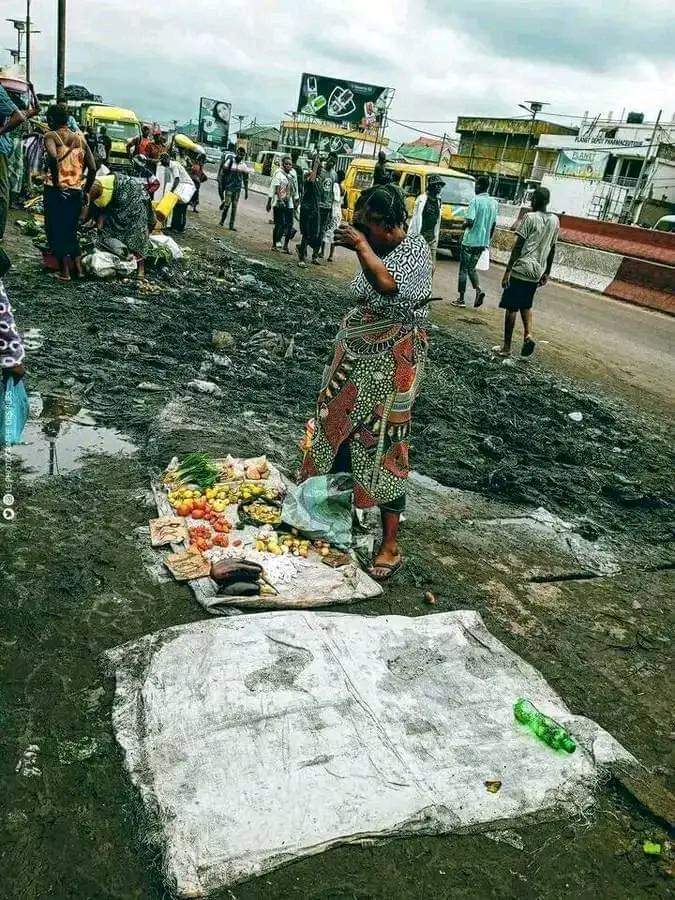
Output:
[476,247,490,271]
[149,234,184,260]
[82,250,117,278]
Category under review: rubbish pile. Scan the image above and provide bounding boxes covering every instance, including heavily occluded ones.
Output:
[149,451,381,613]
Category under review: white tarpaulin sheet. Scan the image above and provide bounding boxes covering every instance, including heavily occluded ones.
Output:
[105,610,634,897]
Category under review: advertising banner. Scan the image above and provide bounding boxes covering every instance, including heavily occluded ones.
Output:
[555,149,609,180]
[198,97,231,147]
[297,73,391,128]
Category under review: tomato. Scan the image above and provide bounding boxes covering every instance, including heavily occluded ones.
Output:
[192,509,205,519]
[195,497,208,510]
[176,504,190,517]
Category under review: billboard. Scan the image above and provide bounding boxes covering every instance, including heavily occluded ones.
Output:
[555,148,609,180]
[297,73,391,128]
[198,97,231,147]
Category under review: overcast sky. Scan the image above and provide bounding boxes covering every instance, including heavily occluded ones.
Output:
[3,0,674,143]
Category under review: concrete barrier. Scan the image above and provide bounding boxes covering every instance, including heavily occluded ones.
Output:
[490,228,674,316]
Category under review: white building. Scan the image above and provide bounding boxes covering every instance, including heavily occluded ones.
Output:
[530,115,675,222]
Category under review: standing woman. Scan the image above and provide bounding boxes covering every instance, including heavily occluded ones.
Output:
[300,184,432,581]
[324,170,346,262]
[43,105,96,282]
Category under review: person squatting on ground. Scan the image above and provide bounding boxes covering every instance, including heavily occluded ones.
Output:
[453,175,498,308]
[219,146,249,230]
[300,184,432,582]
[267,155,297,252]
[497,186,559,358]
[0,82,38,241]
[88,171,156,278]
[408,174,444,265]
[296,155,322,267]
[43,105,97,282]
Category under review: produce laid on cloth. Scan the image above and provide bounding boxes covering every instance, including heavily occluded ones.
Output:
[150,453,382,612]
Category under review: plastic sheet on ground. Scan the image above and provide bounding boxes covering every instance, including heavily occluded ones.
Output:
[105,609,635,897]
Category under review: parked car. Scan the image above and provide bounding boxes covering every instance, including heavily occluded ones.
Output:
[341,158,475,257]
[653,215,675,233]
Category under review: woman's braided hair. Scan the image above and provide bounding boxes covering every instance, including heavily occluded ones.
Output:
[355,183,408,229]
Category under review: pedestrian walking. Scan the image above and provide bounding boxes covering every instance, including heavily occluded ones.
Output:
[408,174,444,265]
[43,105,97,282]
[290,148,305,207]
[267,155,296,252]
[189,154,207,212]
[495,186,559,358]
[452,176,498,308]
[219,146,249,230]
[318,153,338,253]
[296,155,322,267]
[323,171,345,262]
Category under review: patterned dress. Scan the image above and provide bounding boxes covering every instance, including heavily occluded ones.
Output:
[301,233,432,510]
[0,280,25,370]
[102,174,154,258]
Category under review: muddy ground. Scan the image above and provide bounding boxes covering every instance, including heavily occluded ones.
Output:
[0,210,673,900]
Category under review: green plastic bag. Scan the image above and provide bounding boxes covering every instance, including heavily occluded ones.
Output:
[282,474,353,550]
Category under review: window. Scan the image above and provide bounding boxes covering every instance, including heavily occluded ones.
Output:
[437,176,475,205]
[402,174,422,197]
[354,170,373,189]
[93,119,140,141]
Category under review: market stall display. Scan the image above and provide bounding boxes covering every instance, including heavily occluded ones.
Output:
[150,453,382,613]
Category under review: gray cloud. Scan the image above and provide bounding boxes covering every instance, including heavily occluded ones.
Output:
[425,0,675,70]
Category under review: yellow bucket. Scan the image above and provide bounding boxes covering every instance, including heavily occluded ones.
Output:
[154,191,179,222]
[174,133,200,153]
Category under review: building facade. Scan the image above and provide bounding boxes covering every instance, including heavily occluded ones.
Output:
[533,117,675,222]
[450,116,577,200]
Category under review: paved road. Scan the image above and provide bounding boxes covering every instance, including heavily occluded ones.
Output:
[198,177,675,415]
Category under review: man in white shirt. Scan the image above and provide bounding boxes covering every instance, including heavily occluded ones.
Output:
[266,155,297,252]
[157,152,195,232]
[496,186,559,358]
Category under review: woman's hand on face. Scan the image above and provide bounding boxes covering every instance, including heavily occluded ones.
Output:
[334,223,367,252]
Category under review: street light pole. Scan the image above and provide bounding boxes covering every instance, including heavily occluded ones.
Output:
[515,100,547,202]
[56,0,66,98]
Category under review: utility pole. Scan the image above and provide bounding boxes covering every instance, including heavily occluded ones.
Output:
[56,0,66,98]
[629,109,662,223]
[515,100,548,202]
[25,0,32,81]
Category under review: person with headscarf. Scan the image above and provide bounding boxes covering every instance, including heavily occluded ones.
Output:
[1,249,27,446]
[299,184,432,582]
[88,172,156,278]
[43,104,97,281]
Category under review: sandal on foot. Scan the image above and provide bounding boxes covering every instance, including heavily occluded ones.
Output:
[368,559,403,582]
[521,337,536,357]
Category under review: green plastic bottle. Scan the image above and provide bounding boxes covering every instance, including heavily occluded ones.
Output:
[514,698,576,753]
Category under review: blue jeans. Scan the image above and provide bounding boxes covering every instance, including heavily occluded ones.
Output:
[458,244,484,298]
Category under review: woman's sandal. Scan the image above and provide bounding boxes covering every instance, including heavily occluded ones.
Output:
[369,559,403,582]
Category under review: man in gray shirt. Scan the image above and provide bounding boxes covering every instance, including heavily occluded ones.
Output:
[495,186,559,358]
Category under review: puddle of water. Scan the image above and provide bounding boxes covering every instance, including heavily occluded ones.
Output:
[12,420,137,480]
